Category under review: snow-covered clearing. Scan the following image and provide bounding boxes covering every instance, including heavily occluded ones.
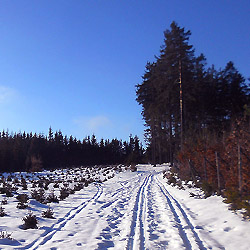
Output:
[0,165,249,249]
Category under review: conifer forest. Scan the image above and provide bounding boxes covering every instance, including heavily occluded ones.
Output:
[136,22,250,197]
[0,20,250,248]
[0,128,143,173]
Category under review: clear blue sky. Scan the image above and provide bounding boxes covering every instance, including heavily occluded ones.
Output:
[0,0,249,143]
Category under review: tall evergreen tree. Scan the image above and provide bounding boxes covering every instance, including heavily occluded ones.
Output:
[136,21,250,164]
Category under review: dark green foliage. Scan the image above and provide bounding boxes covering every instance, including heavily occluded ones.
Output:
[53,182,59,188]
[31,188,46,204]
[1,198,7,205]
[7,176,12,182]
[42,207,55,219]
[0,231,12,240]
[223,190,250,219]
[0,129,143,172]
[16,194,29,209]
[130,164,137,172]
[46,192,59,203]
[16,194,29,203]
[0,206,6,217]
[73,183,83,191]
[5,189,13,197]
[200,182,216,198]
[59,187,69,200]
[136,21,250,165]
[22,212,38,229]
[17,202,28,209]
[167,174,177,186]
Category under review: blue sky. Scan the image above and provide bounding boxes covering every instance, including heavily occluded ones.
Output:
[0,0,249,143]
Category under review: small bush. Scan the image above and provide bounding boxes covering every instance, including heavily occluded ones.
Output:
[1,198,8,205]
[42,207,55,219]
[130,164,137,172]
[201,182,216,198]
[22,184,28,190]
[6,190,13,197]
[38,181,44,188]
[14,178,20,184]
[167,174,177,186]
[63,182,69,187]
[0,231,12,240]
[7,176,12,182]
[69,188,75,194]
[17,202,28,209]
[74,183,83,191]
[223,189,250,218]
[31,188,46,204]
[22,212,38,229]
[16,194,29,203]
[53,182,59,188]
[46,192,59,203]
[0,206,6,217]
[59,188,69,200]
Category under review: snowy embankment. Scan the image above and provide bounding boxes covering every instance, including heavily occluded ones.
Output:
[0,165,249,249]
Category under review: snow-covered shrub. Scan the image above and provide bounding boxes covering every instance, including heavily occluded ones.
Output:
[17,202,28,209]
[223,189,250,218]
[42,207,55,219]
[167,174,177,186]
[5,188,13,197]
[31,188,46,203]
[59,187,69,200]
[53,182,59,188]
[0,231,12,240]
[7,176,12,182]
[201,181,216,198]
[0,206,6,217]
[73,183,83,191]
[16,194,29,204]
[130,164,137,172]
[1,198,7,205]
[46,192,59,203]
[22,211,38,229]
[13,177,20,184]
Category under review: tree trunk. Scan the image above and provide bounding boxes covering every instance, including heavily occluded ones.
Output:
[215,151,221,192]
[238,143,242,194]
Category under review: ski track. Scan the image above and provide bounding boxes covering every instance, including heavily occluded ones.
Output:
[18,183,103,250]
[34,174,142,250]
[154,176,225,250]
[155,176,206,250]
[14,168,224,250]
[126,174,150,250]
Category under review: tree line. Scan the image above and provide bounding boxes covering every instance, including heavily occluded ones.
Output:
[136,21,250,165]
[136,21,250,206]
[0,127,144,172]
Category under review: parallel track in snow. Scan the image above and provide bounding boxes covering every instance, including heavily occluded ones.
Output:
[19,183,103,250]
[126,174,151,250]
[155,176,207,250]
[16,169,224,250]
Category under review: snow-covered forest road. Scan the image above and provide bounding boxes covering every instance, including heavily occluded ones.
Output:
[2,165,250,250]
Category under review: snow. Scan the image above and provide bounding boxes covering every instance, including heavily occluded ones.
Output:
[0,164,249,249]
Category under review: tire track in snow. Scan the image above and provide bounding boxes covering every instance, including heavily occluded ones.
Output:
[155,176,207,250]
[94,174,146,249]
[19,183,103,250]
[126,174,151,250]
[145,176,174,249]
